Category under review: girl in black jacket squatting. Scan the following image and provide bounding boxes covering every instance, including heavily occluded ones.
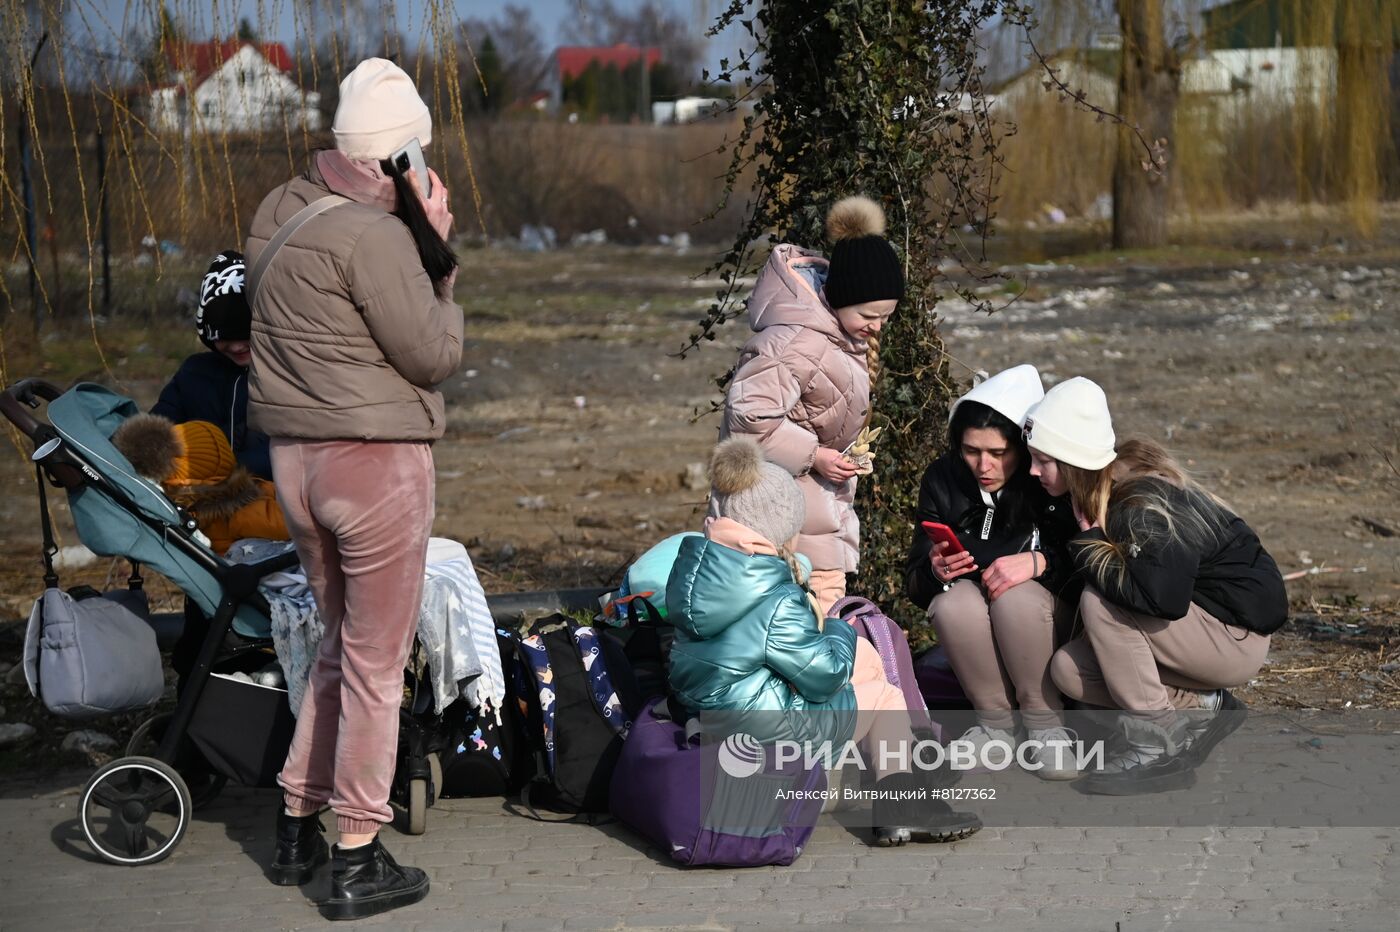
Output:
[1025,377,1286,795]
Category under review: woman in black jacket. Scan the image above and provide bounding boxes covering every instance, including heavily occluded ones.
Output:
[1025,377,1285,795]
[905,365,1081,780]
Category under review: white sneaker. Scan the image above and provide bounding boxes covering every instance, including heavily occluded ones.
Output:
[1023,726,1081,780]
[954,724,1016,770]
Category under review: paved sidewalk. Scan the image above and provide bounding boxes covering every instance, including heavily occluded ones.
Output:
[1,768,1396,932]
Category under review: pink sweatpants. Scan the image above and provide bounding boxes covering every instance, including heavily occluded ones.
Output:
[851,637,906,713]
[271,439,435,835]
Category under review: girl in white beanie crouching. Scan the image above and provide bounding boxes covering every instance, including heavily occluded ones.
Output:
[905,364,1082,781]
[1023,377,1285,795]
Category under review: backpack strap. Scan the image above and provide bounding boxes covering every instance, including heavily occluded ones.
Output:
[831,595,903,687]
[246,195,350,304]
[829,595,878,620]
[626,595,665,627]
[863,617,902,689]
[517,634,558,773]
[570,626,632,737]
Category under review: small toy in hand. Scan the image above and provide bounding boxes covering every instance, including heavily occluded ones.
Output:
[843,426,882,476]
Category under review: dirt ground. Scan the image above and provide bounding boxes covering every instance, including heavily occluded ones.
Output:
[2,223,1398,762]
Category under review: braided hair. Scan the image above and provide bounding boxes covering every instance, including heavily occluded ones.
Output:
[778,544,826,631]
[864,331,882,420]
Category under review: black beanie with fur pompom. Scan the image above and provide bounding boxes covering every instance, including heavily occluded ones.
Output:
[823,195,904,310]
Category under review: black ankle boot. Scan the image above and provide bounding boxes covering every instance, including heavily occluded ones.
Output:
[269,810,329,886]
[318,838,429,921]
[870,772,982,847]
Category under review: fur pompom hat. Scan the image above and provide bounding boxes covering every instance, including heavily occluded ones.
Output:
[709,437,807,548]
[823,195,904,310]
[112,415,261,519]
[112,415,237,485]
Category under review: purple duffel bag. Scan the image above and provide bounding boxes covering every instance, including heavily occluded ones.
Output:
[913,643,972,710]
[608,698,826,868]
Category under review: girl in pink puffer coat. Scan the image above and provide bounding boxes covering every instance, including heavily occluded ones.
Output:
[722,196,904,612]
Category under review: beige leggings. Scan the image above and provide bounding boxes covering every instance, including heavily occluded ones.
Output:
[928,579,1071,732]
[1050,588,1271,725]
[808,568,847,617]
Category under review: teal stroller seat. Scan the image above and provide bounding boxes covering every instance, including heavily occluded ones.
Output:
[4,380,301,865]
[4,379,453,866]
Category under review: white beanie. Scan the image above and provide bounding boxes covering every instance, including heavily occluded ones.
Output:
[331,59,432,161]
[950,363,1044,428]
[1024,377,1117,470]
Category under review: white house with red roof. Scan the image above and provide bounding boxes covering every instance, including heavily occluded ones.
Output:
[148,39,322,134]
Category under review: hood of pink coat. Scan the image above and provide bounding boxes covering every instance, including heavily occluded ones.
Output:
[746,245,854,348]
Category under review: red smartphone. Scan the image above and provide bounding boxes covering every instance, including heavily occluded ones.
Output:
[921,521,967,556]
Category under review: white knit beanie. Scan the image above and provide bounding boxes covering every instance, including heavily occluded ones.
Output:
[1024,377,1117,470]
[709,438,807,548]
[331,59,432,161]
[950,363,1044,427]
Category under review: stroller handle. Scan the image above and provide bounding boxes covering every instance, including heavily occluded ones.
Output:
[1,378,64,440]
[2,379,85,488]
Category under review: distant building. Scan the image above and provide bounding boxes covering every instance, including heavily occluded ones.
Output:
[652,96,726,124]
[1182,47,1337,111]
[148,39,321,135]
[990,39,1338,122]
[544,44,662,113]
[988,52,1118,115]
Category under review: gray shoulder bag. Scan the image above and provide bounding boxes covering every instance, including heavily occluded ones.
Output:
[22,466,164,718]
[246,194,350,305]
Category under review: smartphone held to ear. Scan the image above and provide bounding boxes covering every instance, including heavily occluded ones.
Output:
[388,137,432,199]
[921,521,967,556]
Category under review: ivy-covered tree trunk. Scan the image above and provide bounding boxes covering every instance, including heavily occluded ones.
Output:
[692,1,1010,629]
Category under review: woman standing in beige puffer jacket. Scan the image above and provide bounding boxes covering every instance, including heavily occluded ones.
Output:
[722,196,904,613]
[245,59,461,921]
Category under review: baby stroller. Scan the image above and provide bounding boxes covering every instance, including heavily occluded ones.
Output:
[2,380,447,865]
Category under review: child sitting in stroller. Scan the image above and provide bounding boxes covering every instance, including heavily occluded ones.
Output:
[112,414,288,555]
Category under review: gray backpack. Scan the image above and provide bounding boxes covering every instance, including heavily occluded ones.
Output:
[22,467,164,718]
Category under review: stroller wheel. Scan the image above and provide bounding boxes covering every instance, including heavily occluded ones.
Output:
[80,756,192,866]
[428,751,442,807]
[127,714,227,810]
[406,778,429,836]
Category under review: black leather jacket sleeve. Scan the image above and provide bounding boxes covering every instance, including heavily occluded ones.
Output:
[904,460,951,611]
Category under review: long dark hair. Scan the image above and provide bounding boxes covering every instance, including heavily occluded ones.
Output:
[382,167,458,297]
[947,399,1036,534]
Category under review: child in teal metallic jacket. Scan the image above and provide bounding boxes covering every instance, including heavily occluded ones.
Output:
[666,437,982,846]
